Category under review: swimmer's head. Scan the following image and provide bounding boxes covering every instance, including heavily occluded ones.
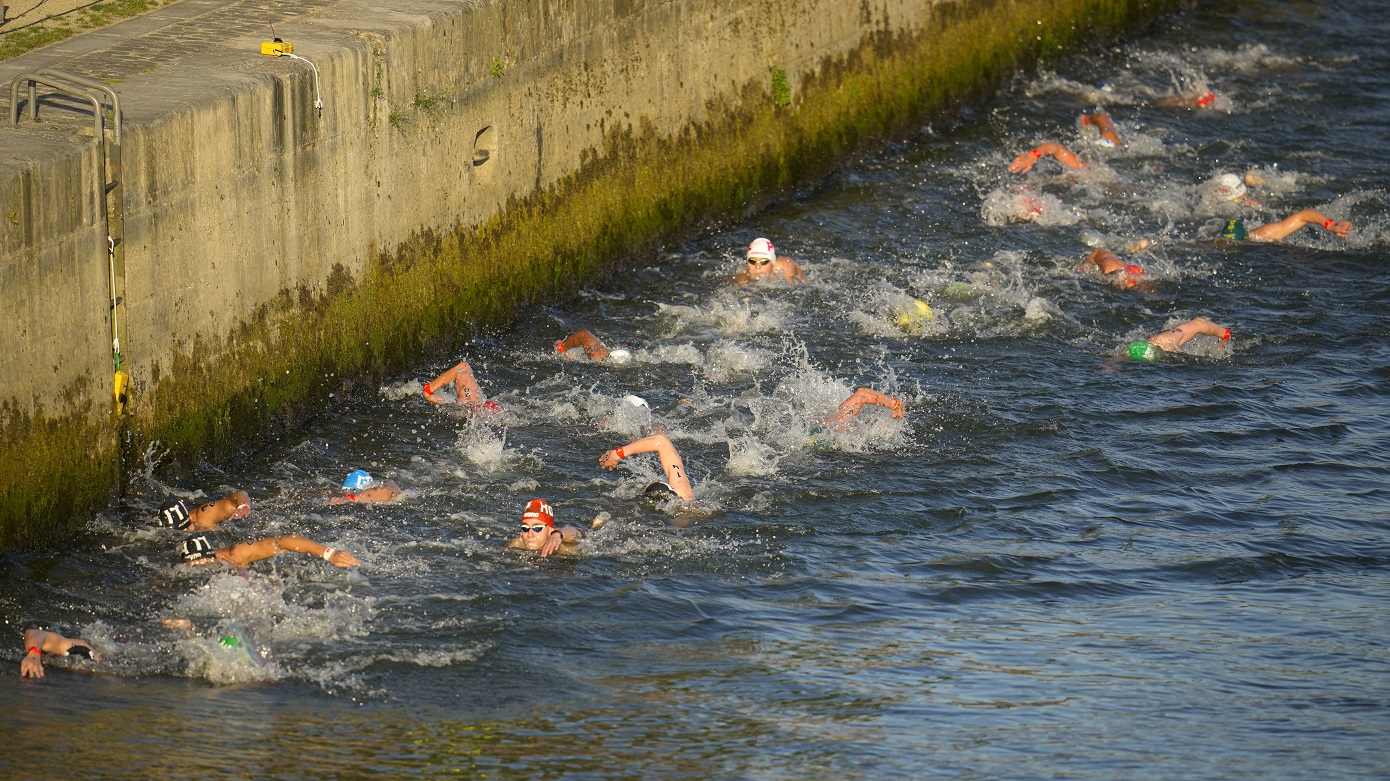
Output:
[1220,219,1247,241]
[644,481,680,501]
[155,498,192,530]
[1121,264,1145,288]
[1215,173,1247,202]
[181,534,217,564]
[343,470,375,491]
[894,299,934,333]
[1127,340,1161,362]
[746,238,776,270]
[606,348,632,365]
[622,394,649,410]
[521,498,555,528]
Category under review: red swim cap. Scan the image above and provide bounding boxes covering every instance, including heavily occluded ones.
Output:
[522,499,554,527]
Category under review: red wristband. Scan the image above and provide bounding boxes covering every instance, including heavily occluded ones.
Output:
[422,383,432,396]
[1031,148,1042,159]
[615,447,625,459]
[1221,328,1231,340]
[1323,219,1335,229]
[26,647,40,656]
[556,341,566,353]
[345,493,356,502]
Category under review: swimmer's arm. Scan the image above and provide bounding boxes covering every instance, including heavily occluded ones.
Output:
[822,388,905,428]
[1081,113,1124,148]
[1079,248,1124,274]
[225,536,360,568]
[425,361,485,404]
[557,330,611,361]
[539,526,584,557]
[1009,141,1083,173]
[778,258,807,283]
[21,629,100,678]
[1249,210,1351,242]
[1151,317,1229,351]
[351,482,401,504]
[600,434,694,501]
[730,272,754,286]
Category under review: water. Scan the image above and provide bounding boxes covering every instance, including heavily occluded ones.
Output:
[4,1,1389,777]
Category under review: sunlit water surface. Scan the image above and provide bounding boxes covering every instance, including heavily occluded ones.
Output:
[5,2,1389,778]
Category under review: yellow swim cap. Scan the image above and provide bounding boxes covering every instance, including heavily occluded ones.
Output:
[894,300,933,333]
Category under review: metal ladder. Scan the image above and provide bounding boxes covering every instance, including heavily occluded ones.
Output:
[9,68,128,415]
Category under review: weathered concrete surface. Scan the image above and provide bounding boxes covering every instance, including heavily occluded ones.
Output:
[0,0,1183,547]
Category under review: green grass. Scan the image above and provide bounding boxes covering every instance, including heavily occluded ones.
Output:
[0,0,165,62]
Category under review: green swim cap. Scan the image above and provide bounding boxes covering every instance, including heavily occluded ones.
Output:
[1127,341,1160,362]
[1220,219,1247,241]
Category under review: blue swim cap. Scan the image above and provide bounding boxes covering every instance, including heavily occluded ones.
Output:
[1127,341,1161,362]
[1220,219,1247,241]
[343,469,374,490]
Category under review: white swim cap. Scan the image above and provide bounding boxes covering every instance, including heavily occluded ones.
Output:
[606,349,631,365]
[1215,173,1247,202]
[746,238,776,262]
[622,394,649,409]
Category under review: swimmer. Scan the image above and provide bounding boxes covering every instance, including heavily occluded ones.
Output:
[328,470,401,505]
[555,330,631,364]
[423,359,499,411]
[1125,317,1231,362]
[732,237,806,285]
[1008,141,1084,174]
[1223,210,1353,243]
[819,388,905,431]
[1210,173,1261,208]
[20,629,100,678]
[507,499,583,558]
[599,432,694,502]
[155,490,251,531]
[181,533,360,569]
[1078,111,1124,149]
[1078,248,1147,288]
[1156,90,1218,109]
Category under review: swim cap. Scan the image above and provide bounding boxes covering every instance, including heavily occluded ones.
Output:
[1127,341,1161,362]
[746,238,776,262]
[181,534,216,563]
[644,482,680,500]
[1220,219,1247,241]
[343,470,374,491]
[894,299,934,333]
[622,394,649,409]
[1121,264,1145,288]
[1215,173,1247,202]
[606,349,632,365]
[522,498,554,527]
[156,498,192,530]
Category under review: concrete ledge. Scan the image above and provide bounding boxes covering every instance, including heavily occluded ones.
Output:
[0,0,1182,547]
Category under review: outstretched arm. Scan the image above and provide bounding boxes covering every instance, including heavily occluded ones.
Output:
[21,629,100,678]
[1250,210,1352,242]
[599,433,694,501]
[1009,141,1083,173]
[1079,248,1125,274]
[328,481,401,506]
[556,330,611,361]
[1148,317,1230,352]
[821,388,905,430]
[424,361,486,405]
[219,535,360,568]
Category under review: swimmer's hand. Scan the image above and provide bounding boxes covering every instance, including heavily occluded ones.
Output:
[326,549,360,567]
[1325,219,1353,238]
[539,530,564,558]
[599,450,622,470]
[423,383,444,405]
[889,400,905,419]
[1008,149,1041,174]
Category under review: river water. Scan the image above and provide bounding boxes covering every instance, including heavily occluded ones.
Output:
[4,1,1388,778]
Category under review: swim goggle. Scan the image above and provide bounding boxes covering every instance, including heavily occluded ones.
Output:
[747,257,772,266]
[520,525,550,533]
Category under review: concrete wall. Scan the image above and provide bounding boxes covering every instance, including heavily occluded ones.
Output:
[0,0,1182,546]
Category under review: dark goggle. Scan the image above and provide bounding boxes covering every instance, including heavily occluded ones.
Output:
[747,257,772,266]
[520,525,550,533]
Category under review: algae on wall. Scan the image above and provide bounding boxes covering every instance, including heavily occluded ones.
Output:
[0,0,1184,549]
